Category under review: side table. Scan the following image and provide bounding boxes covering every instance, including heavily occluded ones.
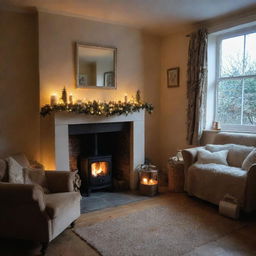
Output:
[168,157,185,192]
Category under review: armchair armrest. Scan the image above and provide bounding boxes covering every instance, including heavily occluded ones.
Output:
[45,171,76,193]
[0,183,50,242]
[245,164,256,212]
[182,146,205,191]
[0,183,45,211]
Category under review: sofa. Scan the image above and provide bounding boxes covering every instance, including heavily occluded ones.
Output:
[182,132,256,212]
[0,153,81,254]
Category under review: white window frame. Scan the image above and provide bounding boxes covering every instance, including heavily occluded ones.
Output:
[214,26,256,133]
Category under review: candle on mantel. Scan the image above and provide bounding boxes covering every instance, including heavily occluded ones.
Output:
[124,94,128,103]
[69,94,73,104]
[50,94,57,106]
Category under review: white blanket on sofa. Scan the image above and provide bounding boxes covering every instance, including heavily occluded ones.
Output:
[187,163,247,207]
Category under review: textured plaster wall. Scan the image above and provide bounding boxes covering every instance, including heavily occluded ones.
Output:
[0,10,40,160]
[159,29,194,172]
[38,12,161,169]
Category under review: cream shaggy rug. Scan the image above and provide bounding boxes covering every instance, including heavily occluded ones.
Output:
[74,198,245,256]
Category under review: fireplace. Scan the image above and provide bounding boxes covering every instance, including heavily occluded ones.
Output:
[69,122,131,195]
[41,112,145,191]
[80,155,112,194]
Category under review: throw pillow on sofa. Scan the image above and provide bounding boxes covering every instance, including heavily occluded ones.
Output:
[8,157,24,184]
[242,148,256,171]
[196,149,229,165]
[206,144,253,167]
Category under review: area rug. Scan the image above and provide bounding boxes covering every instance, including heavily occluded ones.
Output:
[74,198,246,256]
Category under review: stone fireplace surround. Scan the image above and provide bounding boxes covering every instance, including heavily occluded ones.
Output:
[41,111,145,190]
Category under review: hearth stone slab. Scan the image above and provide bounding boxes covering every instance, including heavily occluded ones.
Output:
[80,192,149,213]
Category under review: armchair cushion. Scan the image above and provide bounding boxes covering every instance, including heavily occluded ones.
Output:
[23,168,50,194]
[8,157,24,184]
[45,171,76,193]
[242,149,256,171]
[196,149,228,165]
[10,153,30,168]
[45,192,81,219]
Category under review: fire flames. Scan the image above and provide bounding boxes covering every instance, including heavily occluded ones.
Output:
[141,177,158,185]
[91,162,108,177]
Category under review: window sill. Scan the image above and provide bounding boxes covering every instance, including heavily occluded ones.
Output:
[203,128,256,134]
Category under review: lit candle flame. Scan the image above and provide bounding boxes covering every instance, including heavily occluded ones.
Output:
[141,177,157,185]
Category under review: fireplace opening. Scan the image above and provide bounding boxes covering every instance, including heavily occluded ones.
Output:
[80,154,112,195]
[69,122,131,195]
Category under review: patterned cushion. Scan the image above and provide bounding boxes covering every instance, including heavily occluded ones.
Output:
[8,157,24,184]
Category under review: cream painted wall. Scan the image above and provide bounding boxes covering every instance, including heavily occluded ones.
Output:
[38,12,161,169]
[38,12,145,105]
[143,33,161,166]
[159,29,194,172]
[0,10,40,160]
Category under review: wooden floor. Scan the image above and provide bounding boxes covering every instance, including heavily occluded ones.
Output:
[1,193,256,256]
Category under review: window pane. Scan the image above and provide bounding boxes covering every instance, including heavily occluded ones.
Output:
[244,33,256,75]
[220,36,244,77]
[243,78,256,125]
[216,79,242,124]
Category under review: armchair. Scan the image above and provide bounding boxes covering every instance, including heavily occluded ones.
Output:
[0,155,81,255]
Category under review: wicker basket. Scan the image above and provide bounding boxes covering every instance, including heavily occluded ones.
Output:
[139,183,158,196]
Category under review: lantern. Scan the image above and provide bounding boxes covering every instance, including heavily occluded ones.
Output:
[139,165,158,196]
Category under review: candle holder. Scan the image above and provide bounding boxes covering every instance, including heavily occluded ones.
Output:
[50,94,57,106]
[139,165,158,196]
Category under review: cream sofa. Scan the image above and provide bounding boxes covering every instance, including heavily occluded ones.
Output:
[0,154,81,254]
[182,132,256,212]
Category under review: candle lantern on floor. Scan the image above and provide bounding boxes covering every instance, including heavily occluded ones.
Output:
[139,165,158,196]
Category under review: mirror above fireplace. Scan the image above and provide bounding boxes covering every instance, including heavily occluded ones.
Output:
[76,43,117,89]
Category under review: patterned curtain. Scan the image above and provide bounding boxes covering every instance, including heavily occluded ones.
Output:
[186,28,208,145]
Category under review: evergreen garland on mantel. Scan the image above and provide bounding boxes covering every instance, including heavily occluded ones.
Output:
[40,100,154,117]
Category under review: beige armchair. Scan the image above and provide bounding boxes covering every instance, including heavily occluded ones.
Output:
[0,155,81,255]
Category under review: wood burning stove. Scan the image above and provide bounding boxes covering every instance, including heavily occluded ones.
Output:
[80,155,112,194]
[69,122,130,195]
[79,134,112,195]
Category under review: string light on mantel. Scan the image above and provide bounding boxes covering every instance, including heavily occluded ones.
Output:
[41,88,153,117]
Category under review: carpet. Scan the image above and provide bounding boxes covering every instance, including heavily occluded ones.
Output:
[74,197,246,256]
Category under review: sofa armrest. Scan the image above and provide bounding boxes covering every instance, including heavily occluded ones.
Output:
[182,146,205,191]
[182,147,204,171]
[45,171,76,193]
[0,182,46,210]
[245,164,256,212]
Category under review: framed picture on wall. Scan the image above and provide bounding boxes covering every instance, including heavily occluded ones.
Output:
[78,74,87,87]
[104,71,115,87]
[167,67,179,87]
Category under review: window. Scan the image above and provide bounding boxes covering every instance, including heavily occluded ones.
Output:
[215,29,256,132]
